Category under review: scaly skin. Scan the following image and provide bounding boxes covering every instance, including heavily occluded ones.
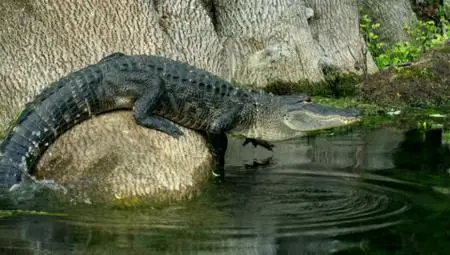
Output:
[0,52,360,192]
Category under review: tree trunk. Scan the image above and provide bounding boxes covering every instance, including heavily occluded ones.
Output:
[304,0,378,75]
[152,0,226,74]
[211,0,325,85]
[210,0,378,87]
[360,0,418,48]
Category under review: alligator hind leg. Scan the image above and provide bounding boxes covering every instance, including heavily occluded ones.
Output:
[103,71,183,138]
[135,115,184,138]
[134,79,183,138]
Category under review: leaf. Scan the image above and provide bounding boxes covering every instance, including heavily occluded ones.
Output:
[429,114,447,118]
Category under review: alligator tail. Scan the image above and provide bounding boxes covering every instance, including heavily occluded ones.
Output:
[0,66,103,190]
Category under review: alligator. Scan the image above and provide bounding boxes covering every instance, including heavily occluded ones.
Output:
[0,52,360,192]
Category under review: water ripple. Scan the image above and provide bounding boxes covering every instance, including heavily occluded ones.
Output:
[208,167,412,240]
[0,166,414,254]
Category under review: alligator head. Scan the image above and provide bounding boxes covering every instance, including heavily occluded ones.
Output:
[235,93,361,141]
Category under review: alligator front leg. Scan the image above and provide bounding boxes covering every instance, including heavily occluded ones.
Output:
[205,133,228,183]
[204,105,244,182]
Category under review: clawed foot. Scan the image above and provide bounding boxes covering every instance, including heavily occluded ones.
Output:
[164,126,184,139]
[211,169,225,183]
[135,114,184,139]
[243,138,275,151]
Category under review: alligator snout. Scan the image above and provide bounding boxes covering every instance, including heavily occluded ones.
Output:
[283,102,361,132]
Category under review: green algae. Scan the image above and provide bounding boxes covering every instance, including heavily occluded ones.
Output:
[263,72,362,98]
[0,209,68,218]
[304,95,450,136]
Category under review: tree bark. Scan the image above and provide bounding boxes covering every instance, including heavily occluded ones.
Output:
[211,0,325,86]
[305,0,378,75]
[210,0,378,86]
[360,0,418,47]
[152,0,226,74]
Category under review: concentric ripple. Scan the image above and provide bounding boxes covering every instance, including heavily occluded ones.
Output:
[213,168,411,238]
[58,168,412,240]
[0,167,414,254]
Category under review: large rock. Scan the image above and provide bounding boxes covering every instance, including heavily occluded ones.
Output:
[35,113,212,204]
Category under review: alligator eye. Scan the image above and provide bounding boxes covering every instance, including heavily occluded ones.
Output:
[304,96,312,103]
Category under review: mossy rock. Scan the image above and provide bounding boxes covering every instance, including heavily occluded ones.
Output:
[263,72,362,98]
[360,41,450,107]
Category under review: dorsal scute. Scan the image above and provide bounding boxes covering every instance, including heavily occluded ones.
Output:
[99,52,127,63]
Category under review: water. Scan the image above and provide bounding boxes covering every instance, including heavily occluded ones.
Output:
[1,127,450,254]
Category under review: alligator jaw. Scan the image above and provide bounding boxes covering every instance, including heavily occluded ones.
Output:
[283,103,361,132]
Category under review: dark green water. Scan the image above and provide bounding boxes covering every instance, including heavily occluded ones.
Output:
[1,127,450,254]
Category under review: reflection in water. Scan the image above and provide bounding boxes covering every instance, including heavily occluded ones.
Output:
[394,128,450,172]
[305,128,404,170]
[0,170,410,254]
[0,127,448,254]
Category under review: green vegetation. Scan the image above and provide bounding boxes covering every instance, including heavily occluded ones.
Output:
[303,95,450,135]
[313,97,393,129]
[359,13,385,58]
[264,73,362,98]
[0,209,67,218]
[360,13,449,69]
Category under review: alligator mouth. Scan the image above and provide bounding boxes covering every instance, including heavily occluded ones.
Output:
[304,112,360,124]
[284,104,361,132]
